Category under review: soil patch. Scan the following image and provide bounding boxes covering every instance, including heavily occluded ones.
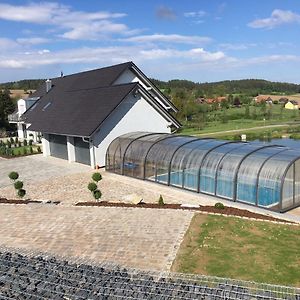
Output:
[0,198,60,205]
[75,201,293,223]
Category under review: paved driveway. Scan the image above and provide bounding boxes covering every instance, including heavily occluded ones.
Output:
[0,154,90,188]
[0,205,193,271]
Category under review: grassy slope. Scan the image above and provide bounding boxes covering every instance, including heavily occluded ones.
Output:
[180,105,300,136]
[172,214,300,287]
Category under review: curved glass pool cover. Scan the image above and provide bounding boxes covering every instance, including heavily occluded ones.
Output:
[106,132,300,212]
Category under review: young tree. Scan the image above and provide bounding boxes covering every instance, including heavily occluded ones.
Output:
[227,94,234,105]
[0,89,15,128]
[244,105,250,118]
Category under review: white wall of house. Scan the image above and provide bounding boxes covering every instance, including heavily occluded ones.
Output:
[42,133,50,157]
[92,92,171,167]
[16,123,38,141]
[67,136,75,162]
[113,69,170,110]
[17,99,26,115]
[14,99,40,141]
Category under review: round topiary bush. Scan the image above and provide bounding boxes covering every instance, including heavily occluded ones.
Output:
[88,182,97,192]
[17,189,26,198]
[93,189,102,200]
[8,171,19,181]
[214,202,225,209]
[14,181,23,190]
[92,172,102,182]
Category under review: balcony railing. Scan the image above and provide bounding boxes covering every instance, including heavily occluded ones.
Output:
[8,112,24,123]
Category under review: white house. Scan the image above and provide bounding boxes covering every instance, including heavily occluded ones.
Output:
[21,61,181,167]
[8,97,40,141]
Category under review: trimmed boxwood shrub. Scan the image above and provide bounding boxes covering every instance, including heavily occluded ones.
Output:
[214,202,225,209]
[17,189,26,198]
[93,189,102,200]
[88,172,102,201]
[92,172,102,182]
[29,140,33,146]
[8,171,19,181]
[23,139,27,146]
[14,181,23,190]
[88,182,97,192]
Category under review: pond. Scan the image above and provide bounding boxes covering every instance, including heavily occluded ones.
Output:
[252,138,300,149]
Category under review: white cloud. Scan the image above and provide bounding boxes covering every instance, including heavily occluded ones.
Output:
[184,10,207,18]
[219,43,257,50]
[248,9,300,29]
[16,37,50,45]
[122,34,212,45]
[0,2,130,40]
[0,45,228,70]
[155,6,177,20]
[0,38,18,50]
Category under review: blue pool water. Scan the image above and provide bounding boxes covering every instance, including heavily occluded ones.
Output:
[155,171,279,207]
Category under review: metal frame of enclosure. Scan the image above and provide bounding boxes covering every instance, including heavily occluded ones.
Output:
[106,132,300,212]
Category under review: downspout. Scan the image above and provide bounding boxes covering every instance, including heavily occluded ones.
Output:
[82,137,96,169]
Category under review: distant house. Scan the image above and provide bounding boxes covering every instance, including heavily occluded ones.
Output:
[278,97,289,105]
[255,95,273,104]
[195,97,207,104]
[285,100,299,110]
[204,97,226,106]
[12,61,181,167]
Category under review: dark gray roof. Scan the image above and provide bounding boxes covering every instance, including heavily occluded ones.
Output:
[25,61,180,136]
[31,62,132,98]
[26,83,138,137]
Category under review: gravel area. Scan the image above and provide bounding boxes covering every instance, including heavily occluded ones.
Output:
[0,251,299,300]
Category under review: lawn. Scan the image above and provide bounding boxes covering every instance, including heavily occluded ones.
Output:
[172,214,300,287]
[180,105,300,136]
[11,145,39,155]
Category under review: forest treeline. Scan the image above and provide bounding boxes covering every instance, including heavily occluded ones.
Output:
[152,78,300,97]
[1,78,300,96]
[0,79,45,90]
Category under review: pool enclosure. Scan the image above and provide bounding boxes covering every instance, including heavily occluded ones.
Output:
[106,132,300,212]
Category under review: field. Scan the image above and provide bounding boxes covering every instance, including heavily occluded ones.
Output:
[172,214,300,287]
[180,104,300,136]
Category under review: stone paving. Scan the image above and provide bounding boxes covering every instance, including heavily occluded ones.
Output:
[0,204,193,271]
[0,155,300,222]
[0,154,90,188]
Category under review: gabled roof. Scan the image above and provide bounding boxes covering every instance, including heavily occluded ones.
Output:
[129,62,178,113]
[25,62,180,137]
[31,62,132,98]
[26,83,138,137]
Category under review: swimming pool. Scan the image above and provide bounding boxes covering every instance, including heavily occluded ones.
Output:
[155,170,280,208]
[107,132,300,212]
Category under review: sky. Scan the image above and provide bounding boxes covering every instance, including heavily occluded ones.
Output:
[0,0,300,83]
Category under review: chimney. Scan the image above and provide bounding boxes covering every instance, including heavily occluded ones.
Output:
[46,79,52,93]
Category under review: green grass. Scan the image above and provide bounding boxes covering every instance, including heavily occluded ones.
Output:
[172,214,300,287]
[11,146,37,155]
[180,105,300,136]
